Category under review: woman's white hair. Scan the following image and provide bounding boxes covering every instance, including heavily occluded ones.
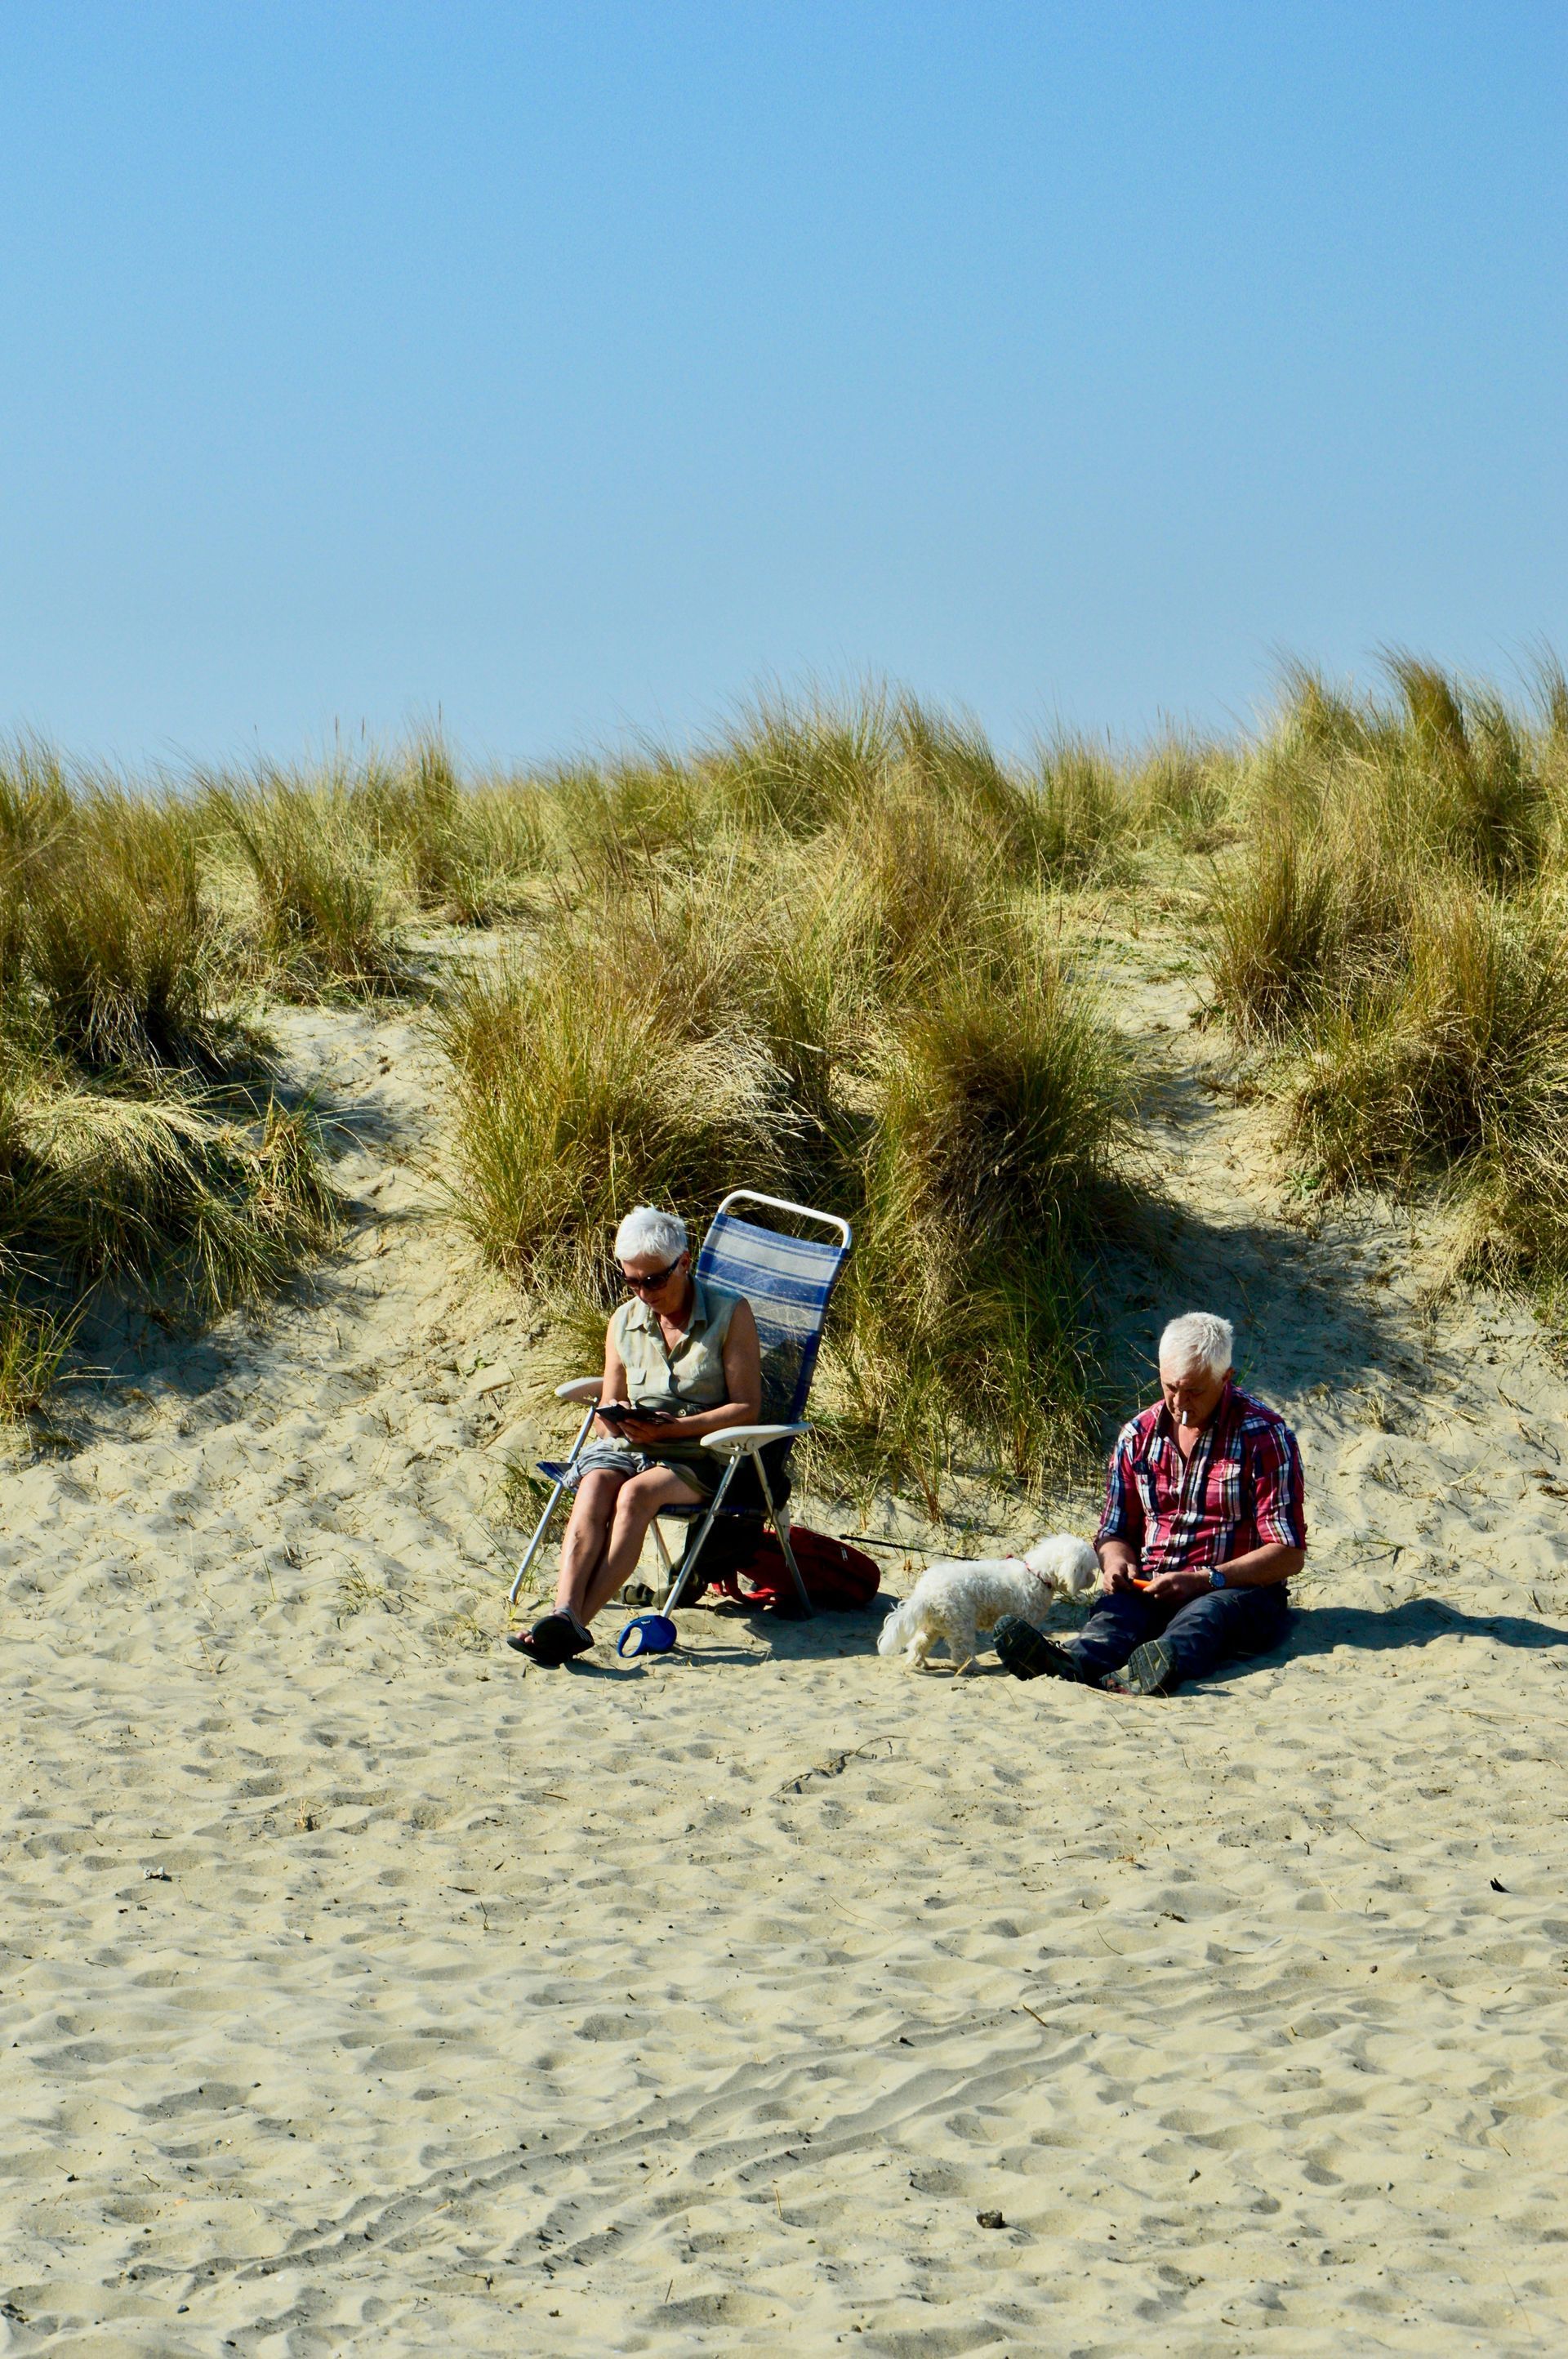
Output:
[1159,1311,1235,1378]
[614,1205,688,1264]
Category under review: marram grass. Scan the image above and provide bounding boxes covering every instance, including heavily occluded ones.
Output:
[9,655,1568,1439]
[0,740,343,1422]
[1202,657,1568,1318]
[434,697,1143,1505]
[203,771,407,997]
[430,662,1568,1495]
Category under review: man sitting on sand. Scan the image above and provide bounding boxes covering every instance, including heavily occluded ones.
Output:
[996,1312,1305,1697]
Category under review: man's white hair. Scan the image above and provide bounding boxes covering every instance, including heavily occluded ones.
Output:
[1159,1311,1235,1378]
[614,1204,688,1264]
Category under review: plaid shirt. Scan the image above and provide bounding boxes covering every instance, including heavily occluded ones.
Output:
[1096,1381,1306,1577]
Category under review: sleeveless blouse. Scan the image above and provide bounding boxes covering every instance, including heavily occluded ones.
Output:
[608,1281,741,1465]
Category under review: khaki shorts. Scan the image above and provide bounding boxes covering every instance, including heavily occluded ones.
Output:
[567,1440,720,1502]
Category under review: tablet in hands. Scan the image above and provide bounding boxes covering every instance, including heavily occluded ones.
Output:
[597,1399,679,1426]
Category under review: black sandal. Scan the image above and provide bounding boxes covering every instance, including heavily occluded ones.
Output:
[506,1612,593,1666]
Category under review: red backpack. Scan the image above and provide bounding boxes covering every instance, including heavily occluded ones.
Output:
[714,1526,880,1616]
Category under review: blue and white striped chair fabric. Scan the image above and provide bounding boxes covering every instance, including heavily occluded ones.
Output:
[694,1208,848,1425]
[509,1190,851,1613]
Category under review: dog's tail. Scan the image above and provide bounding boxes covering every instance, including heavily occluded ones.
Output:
[876,1598,918,1658]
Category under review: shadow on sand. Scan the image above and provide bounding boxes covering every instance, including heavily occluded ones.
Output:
[542,1595,1568,1685]
[556,1594,900,1678]
[1212,1595,1568,1687]
[1089,1191,1419,1450]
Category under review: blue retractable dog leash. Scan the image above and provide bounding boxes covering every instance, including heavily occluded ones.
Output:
[617,1612,678,1657]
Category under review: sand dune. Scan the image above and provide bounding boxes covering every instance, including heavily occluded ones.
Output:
[5,941,1568,2354]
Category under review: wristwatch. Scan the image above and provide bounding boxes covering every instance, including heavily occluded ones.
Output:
[1209,1567,1227,1590]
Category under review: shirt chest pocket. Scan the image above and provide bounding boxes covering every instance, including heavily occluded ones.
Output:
[623,1323,727,1409]
[621,1334,675,1402]
[1211,1451,1248,1517]
[1134,1454,1167,1521]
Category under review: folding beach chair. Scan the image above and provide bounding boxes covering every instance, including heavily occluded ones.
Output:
[507,1190,852,1618]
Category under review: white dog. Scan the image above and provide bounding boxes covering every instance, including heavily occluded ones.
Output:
[876,1535,1098,1672]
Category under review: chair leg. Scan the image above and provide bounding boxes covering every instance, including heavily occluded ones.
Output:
[648,1517,675,1599]
[662,1456,743,1614]
[508,1483,564,1608]
[506,1407,596,1607]
[753,1452,812,1617]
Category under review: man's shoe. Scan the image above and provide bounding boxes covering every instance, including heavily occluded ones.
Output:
[995,1616,1096,1685]
[1120,1638,1178,1696]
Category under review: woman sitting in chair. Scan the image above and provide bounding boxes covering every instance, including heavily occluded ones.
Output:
[509,1205,761,1665]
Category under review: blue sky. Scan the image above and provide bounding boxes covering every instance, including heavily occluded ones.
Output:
[2,2,1564,769]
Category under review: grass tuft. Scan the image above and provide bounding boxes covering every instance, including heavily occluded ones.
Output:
[1288,888,1568,1291]
[433,948,788,1307]
[0,743,344,1419]
[206,771,407,995]
[3,1081,341,1320]
[434,693,1140,1505]
[826,955,1135,1505]
[24,790,218,1068]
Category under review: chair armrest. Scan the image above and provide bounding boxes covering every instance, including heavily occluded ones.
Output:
[701,1423,808,1456]
[555,1378,604,1404]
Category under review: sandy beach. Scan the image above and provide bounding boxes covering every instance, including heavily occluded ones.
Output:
[6,934,1568,2357]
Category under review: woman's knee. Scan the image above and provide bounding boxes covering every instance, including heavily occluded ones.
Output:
[568,1472,622,1529]
[612,1471,670,1526]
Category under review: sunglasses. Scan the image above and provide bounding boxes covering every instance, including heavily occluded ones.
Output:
[619,1255,683,1293]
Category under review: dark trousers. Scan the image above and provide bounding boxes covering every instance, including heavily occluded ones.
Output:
[1071,1581,1290,1688]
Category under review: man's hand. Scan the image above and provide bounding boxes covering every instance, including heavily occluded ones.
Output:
[1139,1567,1213,1605]
[1098,1542,1142,1594]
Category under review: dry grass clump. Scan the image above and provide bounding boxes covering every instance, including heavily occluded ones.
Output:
[1208,829,1410,1043]
[1,751,221,1068]
[2,1084,338,1320]
[436,693,1140,1502]
[834,958,1135,1506]
[1126,738,1239,853]
[360,737,462,911]
[1203,656,1568,1320]
[433,784,550,924]
[433,946,790,1307]
[1208,658,1560,1042]
[355,738,548,924]
[203,771,408,997]
[1027,741,1129,878]
[1289,887,1568,1292]
[702,690,897,837]
[0,742,341,1419]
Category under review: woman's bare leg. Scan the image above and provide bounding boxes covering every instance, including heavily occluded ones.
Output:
[577,1465,706,1625]
[539,1469,626,1624]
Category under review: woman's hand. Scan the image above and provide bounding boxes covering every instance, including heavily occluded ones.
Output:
[594,1398,673,1447]
[614,1412,673,1447]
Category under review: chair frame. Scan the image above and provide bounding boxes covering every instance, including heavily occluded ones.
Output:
[507,1190,851,1620]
